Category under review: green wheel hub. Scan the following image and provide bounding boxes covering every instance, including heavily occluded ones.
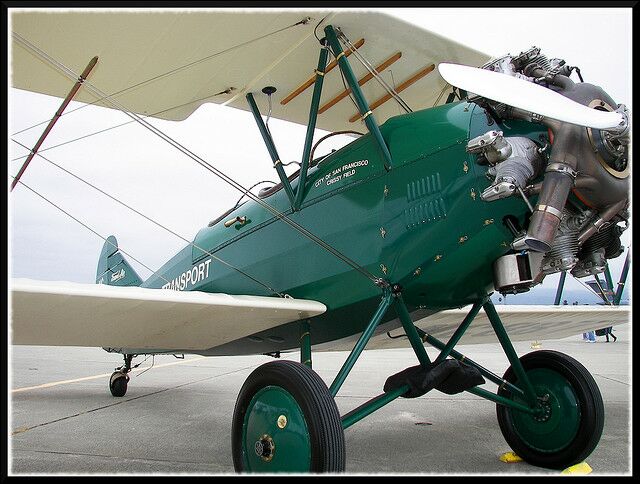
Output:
[509,368,580,453]
[233,360,345,472]
[497,350,604,469]
[242,385,312,472]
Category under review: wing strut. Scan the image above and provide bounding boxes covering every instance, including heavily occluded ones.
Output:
[11,56,98,191]
[295,38,331,210]
[246,92,296,208]
[613,250,631,305]
[554,271,567,305]
[324,25,393,170]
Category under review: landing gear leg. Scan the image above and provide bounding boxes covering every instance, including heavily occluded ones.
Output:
[109,354,133,397]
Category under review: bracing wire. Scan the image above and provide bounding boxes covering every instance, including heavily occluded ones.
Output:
[592,277,613,305]
[11,175,172,285]
[10,138,285,297]
[12,31,383,288]
[337,29,412,114]
[433,83,452,107]
[11,88,234,163]
[571,273,612,303]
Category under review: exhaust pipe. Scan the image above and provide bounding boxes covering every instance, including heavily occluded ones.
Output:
[524,123,580,252]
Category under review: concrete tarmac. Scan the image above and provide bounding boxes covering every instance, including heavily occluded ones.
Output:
[9,324,631,475]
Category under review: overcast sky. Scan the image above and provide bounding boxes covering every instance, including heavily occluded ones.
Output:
[8,7,632,300]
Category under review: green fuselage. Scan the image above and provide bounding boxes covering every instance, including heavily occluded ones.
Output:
[142,102,546,355]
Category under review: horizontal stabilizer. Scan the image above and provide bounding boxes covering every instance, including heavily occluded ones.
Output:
[10,279,326,351]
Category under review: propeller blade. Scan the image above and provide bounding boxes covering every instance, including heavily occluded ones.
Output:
[438,63,624,130]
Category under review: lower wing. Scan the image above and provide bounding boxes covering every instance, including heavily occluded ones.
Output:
[316,304,630,351]
[10,279,326,351]
[11,279,629,353]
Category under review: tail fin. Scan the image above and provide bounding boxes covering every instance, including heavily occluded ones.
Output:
[96,235,143,286]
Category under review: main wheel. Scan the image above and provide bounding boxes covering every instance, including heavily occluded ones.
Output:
[232,360,345,473]
[109,371,129,397]
[496,350,604,469]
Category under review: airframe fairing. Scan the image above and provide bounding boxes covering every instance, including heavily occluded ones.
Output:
[10,10,630,473]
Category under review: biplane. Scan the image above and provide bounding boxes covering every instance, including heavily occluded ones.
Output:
[10,10,630,473]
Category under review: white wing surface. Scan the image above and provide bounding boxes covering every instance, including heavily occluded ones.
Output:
[317,304,630,351]
[10,279,326,351]
[11,10,489,133]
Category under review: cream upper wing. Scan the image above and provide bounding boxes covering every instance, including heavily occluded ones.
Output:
[11,10,490,133]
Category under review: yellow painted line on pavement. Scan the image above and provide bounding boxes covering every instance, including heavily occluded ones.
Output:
[12,356,205,393]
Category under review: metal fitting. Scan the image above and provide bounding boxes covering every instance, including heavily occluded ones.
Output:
[545,162,577,179]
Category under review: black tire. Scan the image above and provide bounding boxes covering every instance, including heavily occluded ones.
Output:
[496,350,604,469]
[232,360,345,473]
[109,371,129,397]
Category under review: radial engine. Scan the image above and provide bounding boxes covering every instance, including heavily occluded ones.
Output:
[466,47,630,294]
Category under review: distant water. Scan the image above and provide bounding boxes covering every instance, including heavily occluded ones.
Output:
[491,288,630,306]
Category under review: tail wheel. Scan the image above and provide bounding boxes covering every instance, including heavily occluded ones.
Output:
[496,350,604,469]
[109,371,129,397]
[232,360,345,473]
